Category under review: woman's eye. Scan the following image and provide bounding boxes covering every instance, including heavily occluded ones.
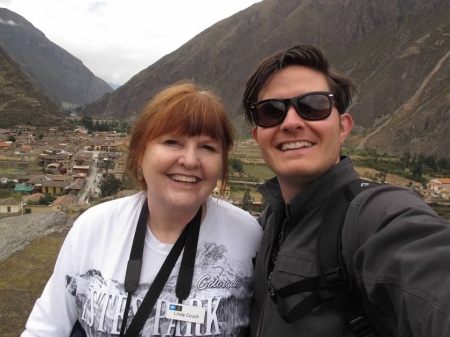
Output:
[164,139,179,145]
[203,144,217,152]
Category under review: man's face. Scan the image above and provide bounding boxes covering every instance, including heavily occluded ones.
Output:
[252,65,353,201]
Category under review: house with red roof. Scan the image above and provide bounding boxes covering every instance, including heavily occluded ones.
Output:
[428,178,450,198]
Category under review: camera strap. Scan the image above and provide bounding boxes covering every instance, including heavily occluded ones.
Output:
[119,199,202,337]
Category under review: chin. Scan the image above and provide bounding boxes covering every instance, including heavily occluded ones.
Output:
[277,165,322,180]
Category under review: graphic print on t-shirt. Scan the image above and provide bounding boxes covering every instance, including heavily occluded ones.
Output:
[66,241,254,336]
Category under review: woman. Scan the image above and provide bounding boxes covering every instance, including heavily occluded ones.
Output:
[22,81,262,337]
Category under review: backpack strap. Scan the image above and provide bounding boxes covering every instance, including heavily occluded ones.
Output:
[317,179,378,337]
[274,179,379,337]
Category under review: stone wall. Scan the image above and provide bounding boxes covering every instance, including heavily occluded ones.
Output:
[0,211,73,261]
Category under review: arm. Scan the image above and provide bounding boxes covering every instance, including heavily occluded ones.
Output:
[343,185,450,337]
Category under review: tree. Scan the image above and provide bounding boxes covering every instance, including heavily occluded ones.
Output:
[242,188,253,211]
[437,157,449,171]
[99,173,122,197]
[38,195,56,205]
[102,159,114,171]
[411,161,423,182]
[81,115,94,130]
[121,171,137,190]
[230,158,244,173]
[423,154,437,171]
[400,150,411,169]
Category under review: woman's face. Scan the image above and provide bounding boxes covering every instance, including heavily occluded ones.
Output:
[141,132,223,212]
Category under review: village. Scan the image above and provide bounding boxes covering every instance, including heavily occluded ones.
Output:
[0,124,449,218]
[0,124,266,217]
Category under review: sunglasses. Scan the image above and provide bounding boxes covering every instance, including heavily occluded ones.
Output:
[249,91,334,127]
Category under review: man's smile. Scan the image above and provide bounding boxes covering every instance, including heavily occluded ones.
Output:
[279,141,314,151]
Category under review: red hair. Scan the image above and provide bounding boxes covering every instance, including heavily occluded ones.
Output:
[126,81,235,194]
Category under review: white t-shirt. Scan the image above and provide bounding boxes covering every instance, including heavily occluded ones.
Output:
[22,192,262,337]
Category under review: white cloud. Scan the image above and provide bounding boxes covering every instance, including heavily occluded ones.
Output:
[1,0,261,85]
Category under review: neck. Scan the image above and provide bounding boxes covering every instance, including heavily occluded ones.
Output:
[278,178,307,202]
[147,204,203,244]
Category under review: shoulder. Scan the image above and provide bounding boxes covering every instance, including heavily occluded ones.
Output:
[83,191,144,212]
[206,197,260,228]
[342,183,448,257]
[204,197,262,254]
[349,183,432,220]
[66,192,146,249]
[74,192,146,228]
[206,196,252,216]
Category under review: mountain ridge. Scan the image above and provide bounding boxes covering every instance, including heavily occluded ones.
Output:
[0,7,113,106]
[0,1,449,157]
[82,0,450,157]
[0,44,66,127]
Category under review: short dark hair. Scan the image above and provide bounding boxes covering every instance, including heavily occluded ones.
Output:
[242,44,356,125]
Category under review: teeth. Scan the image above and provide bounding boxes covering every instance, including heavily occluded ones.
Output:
[280,141,313,151]
[171,175,198,183]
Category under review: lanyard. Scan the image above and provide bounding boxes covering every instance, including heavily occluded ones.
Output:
[120,199,202,337]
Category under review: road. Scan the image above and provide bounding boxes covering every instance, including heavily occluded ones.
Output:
[77,151,101,204]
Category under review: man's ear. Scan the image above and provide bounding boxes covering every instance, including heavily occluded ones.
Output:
[340,114,353,145]
[252,127,258,142]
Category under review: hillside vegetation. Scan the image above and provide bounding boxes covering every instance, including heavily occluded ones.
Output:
[0,231,67,337]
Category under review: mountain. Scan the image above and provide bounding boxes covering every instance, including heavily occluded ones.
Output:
[0,44,66,128]
[0,8,113,106]
[83,0,450,157]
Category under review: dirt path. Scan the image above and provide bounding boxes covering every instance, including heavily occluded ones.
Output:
[357,48,450,150]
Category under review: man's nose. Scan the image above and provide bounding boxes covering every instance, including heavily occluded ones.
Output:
[280,104,305,129]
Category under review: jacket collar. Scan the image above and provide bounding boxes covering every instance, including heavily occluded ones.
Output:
[259,156,359,220]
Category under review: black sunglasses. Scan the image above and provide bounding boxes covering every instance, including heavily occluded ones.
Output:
[249,91,334,127]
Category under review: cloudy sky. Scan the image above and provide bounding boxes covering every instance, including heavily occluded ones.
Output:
[0,0,262,86]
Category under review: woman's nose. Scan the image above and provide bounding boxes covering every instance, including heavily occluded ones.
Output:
[178,147,199,168]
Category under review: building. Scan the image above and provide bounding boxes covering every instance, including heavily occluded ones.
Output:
[211,179,231,199]
[22,194,77,214]
[428,178,450,198]
[0,197,22,214]
[13,184,34,194]
[230,139,265,164]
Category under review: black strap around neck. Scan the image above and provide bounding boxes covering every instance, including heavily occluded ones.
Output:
[124,200,149,293]
[176,206,202,300]
[120,199,202,337]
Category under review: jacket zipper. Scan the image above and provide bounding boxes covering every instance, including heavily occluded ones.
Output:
[255,225,273,337]
[256,204,290,337]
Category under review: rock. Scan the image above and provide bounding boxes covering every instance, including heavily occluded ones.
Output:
[0,212,72,261]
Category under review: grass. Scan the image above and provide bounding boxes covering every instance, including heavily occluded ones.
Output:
[230,185,262,202]
[0,230,67,337]
[242,164,275,181]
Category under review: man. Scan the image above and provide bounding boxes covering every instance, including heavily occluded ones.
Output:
[242,44,450,336]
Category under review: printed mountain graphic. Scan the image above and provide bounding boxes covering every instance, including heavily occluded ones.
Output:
[69,240,253,336]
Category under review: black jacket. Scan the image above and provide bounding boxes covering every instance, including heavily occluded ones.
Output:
[250,157,450,337]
